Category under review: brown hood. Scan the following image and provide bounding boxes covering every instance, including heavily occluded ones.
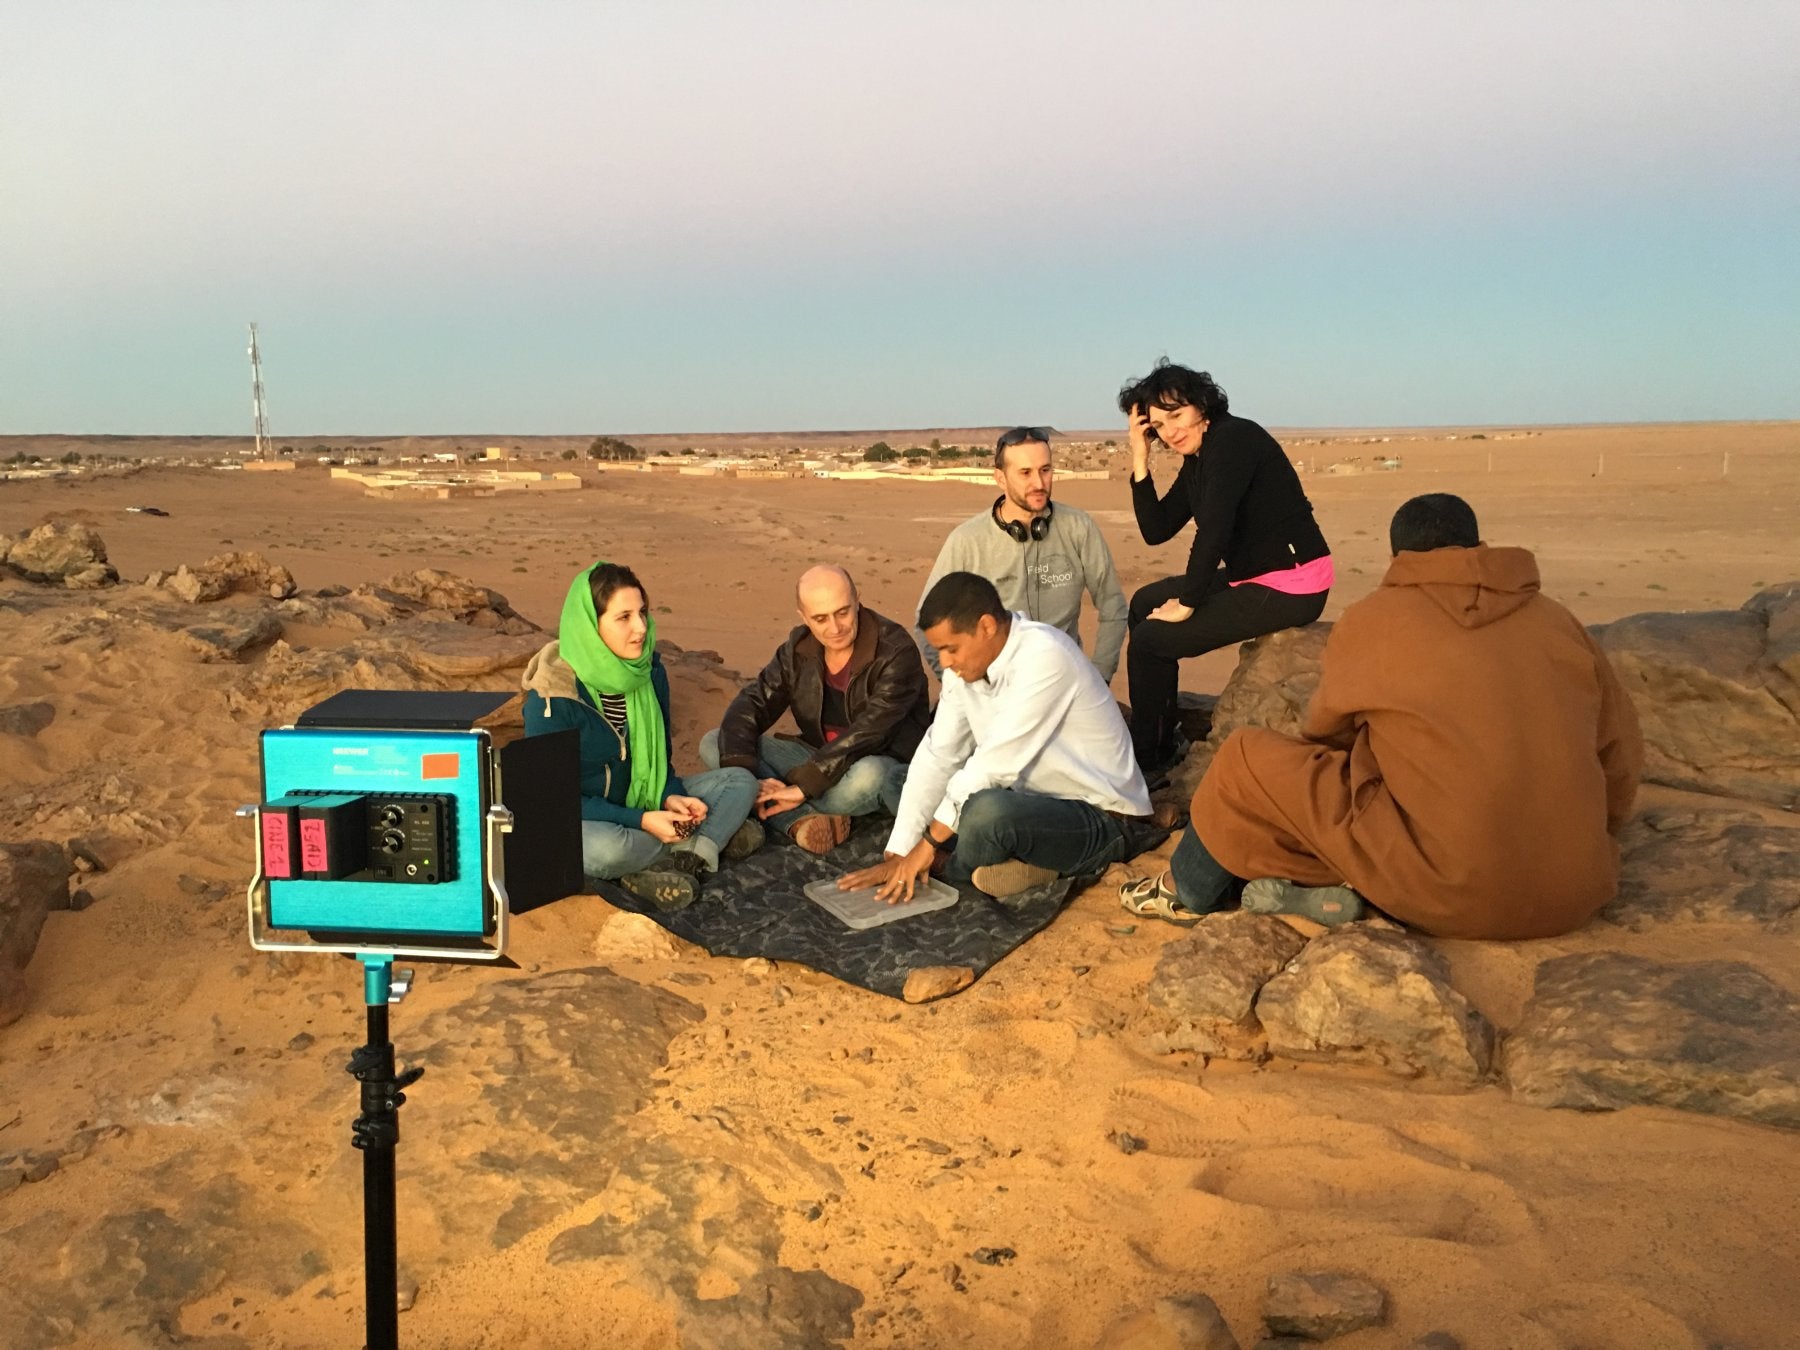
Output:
[1381,544,1540,629]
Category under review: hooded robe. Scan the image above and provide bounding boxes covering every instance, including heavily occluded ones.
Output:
[1192,544,1642,939]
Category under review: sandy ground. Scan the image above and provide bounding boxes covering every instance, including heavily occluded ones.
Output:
[3,421,1800,1348]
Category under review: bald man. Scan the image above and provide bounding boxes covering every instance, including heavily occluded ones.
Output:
[700,566,932,855]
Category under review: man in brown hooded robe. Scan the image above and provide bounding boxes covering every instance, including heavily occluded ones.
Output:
[1161,494,1641,940]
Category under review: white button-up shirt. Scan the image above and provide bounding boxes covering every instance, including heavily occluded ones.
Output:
[887,615,1152,855]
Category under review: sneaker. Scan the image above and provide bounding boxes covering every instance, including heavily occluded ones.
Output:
[721,817,765,861]
[1240,877,1364,926]
[788,813,851,856]
[970,859,1060,899]
[618,854,705,912]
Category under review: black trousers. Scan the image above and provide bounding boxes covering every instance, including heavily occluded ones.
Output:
[1126,570,1328,766]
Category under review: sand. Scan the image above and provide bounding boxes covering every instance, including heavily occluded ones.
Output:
[2,420,1799,1348]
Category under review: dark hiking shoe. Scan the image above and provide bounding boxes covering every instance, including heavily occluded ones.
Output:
[619,851,707,912]
[1240,877,1364,926]
[722,817,765,861]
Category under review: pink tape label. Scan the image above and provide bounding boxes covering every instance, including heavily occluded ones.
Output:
[262,811,293,878]
[299,817,329,873]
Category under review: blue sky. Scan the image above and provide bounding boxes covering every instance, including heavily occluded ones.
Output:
[3,1,1796,434]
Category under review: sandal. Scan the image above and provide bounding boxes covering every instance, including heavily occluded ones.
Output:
[1119,872,1204,927]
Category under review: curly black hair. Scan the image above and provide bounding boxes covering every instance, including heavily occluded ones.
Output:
[1117,359,1230,420]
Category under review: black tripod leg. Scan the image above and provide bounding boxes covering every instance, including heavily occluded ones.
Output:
[350,998,422,1350]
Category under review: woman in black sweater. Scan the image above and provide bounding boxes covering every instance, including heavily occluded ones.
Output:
[1120,362,1333,775]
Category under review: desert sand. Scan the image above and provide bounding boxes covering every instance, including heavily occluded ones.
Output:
[2,420,1799,1349]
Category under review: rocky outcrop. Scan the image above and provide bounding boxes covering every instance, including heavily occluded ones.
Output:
[228,626,544,723]
[1,841,72,1027]
[273,569,539,637]
[362,568,536,632]
[1144,912,1307,1057]
[1,522,118,589]
[1255,927,1496,1083]
[1503,952,1800,1130]
[1607,805,1800,931]
[178,611,286,663]
[1592,582,1800,808]
[161,550,298,602]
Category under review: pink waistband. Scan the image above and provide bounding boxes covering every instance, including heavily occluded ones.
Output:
[1229,553,1335,595]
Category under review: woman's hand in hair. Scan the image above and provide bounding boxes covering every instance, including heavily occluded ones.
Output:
[1127,408,1154,480]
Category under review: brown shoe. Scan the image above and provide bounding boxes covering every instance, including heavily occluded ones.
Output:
[788,813,852,856]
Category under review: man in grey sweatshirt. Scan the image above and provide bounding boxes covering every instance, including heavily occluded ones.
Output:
[914,427,1128,682]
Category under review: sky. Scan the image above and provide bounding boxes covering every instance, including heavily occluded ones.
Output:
[2,1,1796,435]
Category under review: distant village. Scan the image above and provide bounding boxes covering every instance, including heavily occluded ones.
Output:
[0,428,1545,497]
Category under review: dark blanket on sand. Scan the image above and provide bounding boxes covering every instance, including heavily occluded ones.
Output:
[591,829,1101,999]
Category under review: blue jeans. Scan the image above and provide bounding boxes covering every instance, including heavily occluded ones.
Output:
[580,766,757,879]
[947,787,1132,885]
[1168,823,1238,915]
[699,729,905,833]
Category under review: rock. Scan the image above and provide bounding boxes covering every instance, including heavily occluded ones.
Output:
[742,956,776,977]
[164,551,297,603]
[1503,952,1800,1130]
[1255,927,1495,1082]
[1263,1271,1387,1340]
[1606,806,1800,930]
[2,522,118,588]
[227,627,544,723]
[395,1271,418,1313]
[1410,1335,1463,1350]
[1094,1291,1241,1350]
[1144,912,1308,1057]
[23,1155,60,1184]
[1,840,73,1027]
[1175,691,1217,743]
[1207,624,1332,748]
[1592,584,1800,809]
[359,569,538,634]
[589,911,702,963]
[68,889,97,912]
[179,610,284,662]
[0,702,55,737]
[1166,624,1331,801]
[903,965,974,1003]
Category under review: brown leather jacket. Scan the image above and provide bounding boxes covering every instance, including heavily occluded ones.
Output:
[717,605,930,799]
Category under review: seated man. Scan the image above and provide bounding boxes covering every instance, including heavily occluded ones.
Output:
[914,426,1127,682]
[700,564,929,855]
[844,571,1157,904]
[1123,494,1642,940]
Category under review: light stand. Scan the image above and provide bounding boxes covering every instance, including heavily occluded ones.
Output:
[347,956,421,1350]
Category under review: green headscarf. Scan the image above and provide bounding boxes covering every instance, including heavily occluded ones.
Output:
[558,562,669,812]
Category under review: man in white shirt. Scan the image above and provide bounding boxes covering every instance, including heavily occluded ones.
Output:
[841,571,1156,904]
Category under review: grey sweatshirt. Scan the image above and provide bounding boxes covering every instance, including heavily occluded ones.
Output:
[914,501,1128,681]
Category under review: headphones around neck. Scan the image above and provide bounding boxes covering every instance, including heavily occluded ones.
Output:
[992,496,1053,542]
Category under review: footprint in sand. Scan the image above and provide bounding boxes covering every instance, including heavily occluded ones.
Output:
[1190,1142,1537,1247]
[1104,1077,1237,1160]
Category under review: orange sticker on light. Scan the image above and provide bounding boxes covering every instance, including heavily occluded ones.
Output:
[421,752,460,780]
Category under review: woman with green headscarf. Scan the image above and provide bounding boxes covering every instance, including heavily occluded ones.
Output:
[522,561,760,910]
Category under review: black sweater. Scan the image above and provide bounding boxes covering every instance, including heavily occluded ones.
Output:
[1131,413,1330,604]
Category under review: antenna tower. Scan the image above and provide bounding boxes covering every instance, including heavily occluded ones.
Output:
[248,323,271,460]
